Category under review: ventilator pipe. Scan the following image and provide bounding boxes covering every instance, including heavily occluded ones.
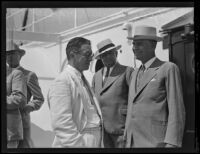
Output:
[122,21,132,45]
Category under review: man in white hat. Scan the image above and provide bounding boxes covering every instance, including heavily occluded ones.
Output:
[124,25,185,147]
[92,39,134,148]
[6,42,44,148]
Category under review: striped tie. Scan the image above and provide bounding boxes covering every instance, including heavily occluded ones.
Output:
[137,64,145,89]
[103,67,110,86]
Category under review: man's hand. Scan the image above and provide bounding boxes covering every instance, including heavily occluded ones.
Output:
[23,105,34,114]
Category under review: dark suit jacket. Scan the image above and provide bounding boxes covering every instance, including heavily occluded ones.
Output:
[7,67,27,141]
[17,66,44,129]
[124,58,185,147]
[92,62,134,134]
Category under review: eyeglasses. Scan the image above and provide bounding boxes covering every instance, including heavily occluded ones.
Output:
[76,52,94,59]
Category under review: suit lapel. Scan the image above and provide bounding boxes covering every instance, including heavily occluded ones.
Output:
[129,68,139,100]
[100,63,124,93]
[132,58,164,103]
[95,69,103,94]
[124,68,138,132]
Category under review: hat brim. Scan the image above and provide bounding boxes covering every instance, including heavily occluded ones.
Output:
[127,35,163,42]
[6,49,26,57]
[94,45,121,59]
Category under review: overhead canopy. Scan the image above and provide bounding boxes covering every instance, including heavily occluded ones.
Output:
[6,7,178,48]
[161,10,194,30]
[6,8,131,46]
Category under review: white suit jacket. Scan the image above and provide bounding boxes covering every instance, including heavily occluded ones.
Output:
[47,65,103,147]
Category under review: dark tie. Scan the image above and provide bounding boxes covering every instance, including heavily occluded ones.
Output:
[137,64,145,89]
[81,74,101,119]
[103,67,110,86]
[81,74,94,104]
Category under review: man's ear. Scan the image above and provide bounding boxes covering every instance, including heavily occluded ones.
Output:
[69,50,76,59]
[69,52,74,58]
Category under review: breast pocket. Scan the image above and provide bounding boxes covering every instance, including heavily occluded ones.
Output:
[145,79,165,100]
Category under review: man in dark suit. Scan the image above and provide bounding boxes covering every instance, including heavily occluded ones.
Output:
[92,39,134,148]
[124,25,185,148]
[6,43,44,148]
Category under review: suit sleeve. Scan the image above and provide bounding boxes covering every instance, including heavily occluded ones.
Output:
[164,63,186,147]
[7,70,27,110]
[47,76,85,147]
[26,72,44,111]
[125,67,134,86]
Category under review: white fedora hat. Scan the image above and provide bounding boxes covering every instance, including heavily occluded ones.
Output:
[127,25,162,42]
[94,39,121,59]
[6,42,25,57]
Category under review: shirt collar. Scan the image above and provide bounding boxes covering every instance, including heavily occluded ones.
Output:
[67,64,82,78]
[103,61,117,75]
[7,65,21,71]
[143,57,156,69]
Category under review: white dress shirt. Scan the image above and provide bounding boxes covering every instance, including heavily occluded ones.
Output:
[102,62,117,81]
[143,57,156,72]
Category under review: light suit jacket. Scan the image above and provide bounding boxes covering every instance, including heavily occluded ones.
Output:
[47,65,103,148]
[7,67,27,141]
[17,66,44,129]
[124,58,185,147]
[92,62,134,134]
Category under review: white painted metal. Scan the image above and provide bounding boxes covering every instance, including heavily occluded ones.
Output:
[15,12,54,31]
[7,30,60,42]
[59,36,62,72]
[32,8,35,32]
[75,8,77,28]
[43,8,175,48]
[7,8,186,49]
[6,8,25,19]
[52,8,176,46]
[59,8,137,35]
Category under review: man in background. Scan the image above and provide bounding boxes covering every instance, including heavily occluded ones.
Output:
[47,37,103,147]
[6,61,27,148]
[6,43,44,148]
[92,39,134,148]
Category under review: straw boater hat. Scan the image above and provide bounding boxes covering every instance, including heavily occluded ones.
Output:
[94,39,121,59]
[6,42,25,57]
[127,25,163,42]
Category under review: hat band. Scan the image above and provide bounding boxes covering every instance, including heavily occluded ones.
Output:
[99,43,115,53]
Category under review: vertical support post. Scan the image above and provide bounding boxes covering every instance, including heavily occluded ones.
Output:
[59,36,62,73]
[32,8,35,32]
[74,8,77,28]
[7,11,15,50]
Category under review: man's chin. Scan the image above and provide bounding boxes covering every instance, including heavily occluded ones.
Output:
[83,65,90,71]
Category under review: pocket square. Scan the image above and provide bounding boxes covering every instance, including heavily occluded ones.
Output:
[150,78,156,82]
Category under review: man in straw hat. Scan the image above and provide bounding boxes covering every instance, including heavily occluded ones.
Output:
[6,47,27,148]
[6,42,44,148]
[124,25,185,147]
[92,39,134,148]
